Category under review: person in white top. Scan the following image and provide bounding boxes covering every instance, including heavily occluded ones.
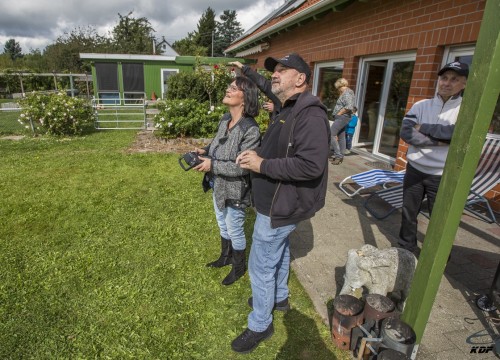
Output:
[398,61,468,253]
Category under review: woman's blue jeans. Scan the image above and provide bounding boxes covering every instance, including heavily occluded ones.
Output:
[248,213,297,332]
[212,193,247,250]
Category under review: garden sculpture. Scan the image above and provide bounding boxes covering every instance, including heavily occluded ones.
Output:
[340,244,417,309]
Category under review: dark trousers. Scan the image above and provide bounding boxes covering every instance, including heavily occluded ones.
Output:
[346,134,353,150]
[398,163,442,251]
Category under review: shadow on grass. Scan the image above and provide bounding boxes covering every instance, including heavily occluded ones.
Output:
[276,309,334,359]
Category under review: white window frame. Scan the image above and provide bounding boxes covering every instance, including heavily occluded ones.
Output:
[356,52,416,160]
[161,68,180,99]
[312,61,344,97]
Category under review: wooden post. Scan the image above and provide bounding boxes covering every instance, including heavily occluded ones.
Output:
[401,0,500,344]
[18,73,24,95]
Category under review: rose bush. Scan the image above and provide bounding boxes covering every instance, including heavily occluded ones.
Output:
[18,92,94,136]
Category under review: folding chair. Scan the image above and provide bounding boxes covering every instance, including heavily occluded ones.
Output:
[364,135,499,223]
[363,185,404,220]
[339,169,406,197]
[464,136,500,224]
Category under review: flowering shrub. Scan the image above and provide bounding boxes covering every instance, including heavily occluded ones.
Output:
[154,99,226,139]
[18,92,94,136]
[154,98,270,139]
[156,63,270,139]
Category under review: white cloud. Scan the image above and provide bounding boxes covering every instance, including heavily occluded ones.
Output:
[0,0,285,53]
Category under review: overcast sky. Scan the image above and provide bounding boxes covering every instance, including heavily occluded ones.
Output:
[0,0,285,53]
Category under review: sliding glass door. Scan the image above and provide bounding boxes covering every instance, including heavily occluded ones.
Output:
[356,54,415,160]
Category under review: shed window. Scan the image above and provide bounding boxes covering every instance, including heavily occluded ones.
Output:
[122,63,145,92]
[95,63,118,91]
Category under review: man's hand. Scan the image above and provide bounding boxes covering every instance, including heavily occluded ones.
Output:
[236,150,263,173]
[228,61,244,69]
[262,101,274,113]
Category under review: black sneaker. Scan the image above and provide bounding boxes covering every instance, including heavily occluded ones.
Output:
[247,297,290,312]
[231,324,274,353]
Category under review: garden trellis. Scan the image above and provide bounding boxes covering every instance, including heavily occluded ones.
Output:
[0,72,91,98]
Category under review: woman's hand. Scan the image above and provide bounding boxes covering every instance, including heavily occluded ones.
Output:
[195,148,206,155]
[194,157,211,172]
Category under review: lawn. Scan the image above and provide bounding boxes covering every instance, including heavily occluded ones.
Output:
[0,99,24,135]
[0,130,349,359]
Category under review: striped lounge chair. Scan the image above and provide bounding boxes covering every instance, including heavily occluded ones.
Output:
[338,169,406,197]
[364,135,499,223]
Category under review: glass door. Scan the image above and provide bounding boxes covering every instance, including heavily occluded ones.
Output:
[312,61,344,120]
[357,62,386,149]
[356,53,416,160]
[375,60,415,158]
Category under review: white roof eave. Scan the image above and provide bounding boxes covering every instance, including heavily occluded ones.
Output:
[79,53,177,61]
[226,0,337,53]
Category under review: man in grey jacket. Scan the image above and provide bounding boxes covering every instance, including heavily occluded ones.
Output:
[232,53,330,353]
[398,61,468,253]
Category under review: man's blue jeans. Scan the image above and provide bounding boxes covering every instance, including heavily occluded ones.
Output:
[248,213,297,332]
[212,193,247,250]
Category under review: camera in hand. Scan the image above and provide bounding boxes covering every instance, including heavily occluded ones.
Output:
[178,151,203,171]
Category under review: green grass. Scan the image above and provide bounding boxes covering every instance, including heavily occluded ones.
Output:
[0,131,349,359]
[0,99,24,135]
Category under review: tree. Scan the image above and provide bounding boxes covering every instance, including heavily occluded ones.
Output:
[214,10,244,57]
[4,39,23,61]
[112,12,157,54]
[43,26,111,73]
[172,31,207,56]
[195,7,217,55]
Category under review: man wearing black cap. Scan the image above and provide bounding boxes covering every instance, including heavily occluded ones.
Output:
[233,53,330,353]
[398,61,468,254]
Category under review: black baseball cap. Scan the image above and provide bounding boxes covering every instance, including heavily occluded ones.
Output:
[438,61,469,78]
[264,53,311,83]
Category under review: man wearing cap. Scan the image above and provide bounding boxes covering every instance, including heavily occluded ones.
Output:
[234,53,330,353]
[398,61,469,253]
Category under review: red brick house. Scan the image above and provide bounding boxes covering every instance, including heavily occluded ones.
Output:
[226,0,499,211]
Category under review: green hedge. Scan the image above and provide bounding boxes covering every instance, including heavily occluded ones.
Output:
[156,64,270,139]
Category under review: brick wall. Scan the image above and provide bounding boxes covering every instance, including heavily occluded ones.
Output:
[241,0,498,213]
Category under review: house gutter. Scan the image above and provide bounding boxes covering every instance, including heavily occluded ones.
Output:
[225,0,350,54]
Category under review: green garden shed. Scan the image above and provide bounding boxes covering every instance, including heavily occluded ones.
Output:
[79,53,252,103]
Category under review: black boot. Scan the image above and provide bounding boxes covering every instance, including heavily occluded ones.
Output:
[222,249,246,286]
[206,237,232,268]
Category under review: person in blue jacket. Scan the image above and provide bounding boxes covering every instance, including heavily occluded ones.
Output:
[344,106,358,154]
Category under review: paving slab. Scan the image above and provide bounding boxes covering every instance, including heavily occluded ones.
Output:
[289,151,500,359]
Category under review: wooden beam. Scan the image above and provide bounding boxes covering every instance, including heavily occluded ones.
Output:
[401,0,500,345]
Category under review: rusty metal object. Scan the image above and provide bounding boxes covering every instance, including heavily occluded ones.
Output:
[380,317,416,357]
[331,295,364,350]
[363,294,396,323]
